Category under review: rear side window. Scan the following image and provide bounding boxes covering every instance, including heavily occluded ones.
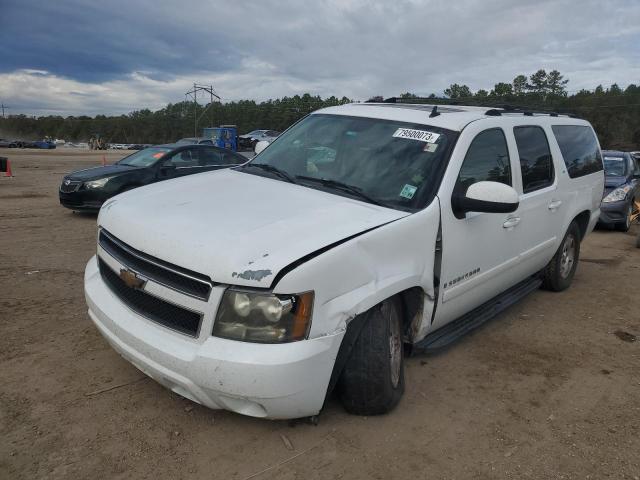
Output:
[551,125,603,178]
[200,148,224,165]
[457,128,511,192]
[514,126,554,193]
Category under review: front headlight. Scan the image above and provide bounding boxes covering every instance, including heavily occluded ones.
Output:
[213,289,313,343]
[603,185,632,203]
[84,176,113,189]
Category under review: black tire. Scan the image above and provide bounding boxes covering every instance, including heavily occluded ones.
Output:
[339,297,405,415]
[542,221,581,292]
[615,201,633,232]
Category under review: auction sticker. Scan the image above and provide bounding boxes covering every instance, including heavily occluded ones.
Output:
[393,128,440,143]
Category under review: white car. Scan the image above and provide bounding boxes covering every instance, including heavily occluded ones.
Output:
[85,103,604,419]
[239,129,280,150]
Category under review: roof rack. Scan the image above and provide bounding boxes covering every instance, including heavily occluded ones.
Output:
[485,105,580,119]
[382,97,441,104]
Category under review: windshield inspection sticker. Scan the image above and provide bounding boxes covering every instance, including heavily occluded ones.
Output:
[399,184,418,199]
[393,128,440,143]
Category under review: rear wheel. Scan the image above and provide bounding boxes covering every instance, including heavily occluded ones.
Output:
[542,221,581,292]
[339,297,404,415]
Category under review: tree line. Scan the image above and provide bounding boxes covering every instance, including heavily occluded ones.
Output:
[1,70,638,149]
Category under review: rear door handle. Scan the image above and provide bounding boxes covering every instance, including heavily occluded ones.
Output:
[503,216,521,229]
[548,200,562,210]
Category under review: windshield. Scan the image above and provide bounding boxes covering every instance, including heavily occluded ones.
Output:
[118,147,171,167]
[240,114,454,211]
[603,156,627,177]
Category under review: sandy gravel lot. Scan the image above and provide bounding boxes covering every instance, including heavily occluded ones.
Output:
[1,149,639,480]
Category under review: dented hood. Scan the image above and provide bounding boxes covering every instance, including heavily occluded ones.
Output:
[98,169,409,287]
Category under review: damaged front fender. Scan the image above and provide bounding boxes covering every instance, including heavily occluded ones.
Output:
[273,200,441,342]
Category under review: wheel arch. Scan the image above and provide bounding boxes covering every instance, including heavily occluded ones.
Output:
[322,286,425,406]
[572,209,591,240]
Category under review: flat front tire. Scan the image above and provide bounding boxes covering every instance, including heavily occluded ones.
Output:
[542,221,581,292]
[339,297,405,415]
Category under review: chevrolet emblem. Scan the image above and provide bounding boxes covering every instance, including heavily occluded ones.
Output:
[119,268,146,290]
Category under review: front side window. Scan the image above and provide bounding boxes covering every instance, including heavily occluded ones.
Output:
[117,147,171,167]
[241,114,455,211]
[514,126,554,193]
[164,149,199,168]
[456,128,511,193]
[551,125,603,178]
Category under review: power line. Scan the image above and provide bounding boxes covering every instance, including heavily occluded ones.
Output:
[184,83,220,137]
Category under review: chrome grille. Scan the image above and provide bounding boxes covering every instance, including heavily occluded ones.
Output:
[98,229,213,300]
[98,258,202,336]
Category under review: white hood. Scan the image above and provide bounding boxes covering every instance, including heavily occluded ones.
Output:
[98,169,409,288]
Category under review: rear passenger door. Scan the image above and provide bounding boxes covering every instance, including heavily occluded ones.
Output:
[506,124,566,275]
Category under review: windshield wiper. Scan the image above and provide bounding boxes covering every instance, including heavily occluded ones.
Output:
[244,163,297,184]
[295,175,388,207]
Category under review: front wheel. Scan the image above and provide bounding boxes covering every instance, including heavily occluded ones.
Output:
[615,202,633,232]
[339,297,405,415]
[542,221,581,292]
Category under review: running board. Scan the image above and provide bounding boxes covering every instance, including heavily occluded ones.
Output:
[411,275,542,354]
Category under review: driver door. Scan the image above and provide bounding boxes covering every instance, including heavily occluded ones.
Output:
[433,122,523,329]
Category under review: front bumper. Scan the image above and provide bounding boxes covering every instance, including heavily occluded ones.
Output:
[598,199,629,226]
[59,189,107,211]
[84,255,344,419]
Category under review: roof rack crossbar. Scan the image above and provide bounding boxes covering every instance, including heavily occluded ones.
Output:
[483,106,579,119]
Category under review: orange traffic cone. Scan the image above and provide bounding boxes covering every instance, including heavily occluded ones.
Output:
[4,158,12,177]
[102,155,106,166]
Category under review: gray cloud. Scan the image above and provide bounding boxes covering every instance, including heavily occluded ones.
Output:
[1,0,638,115]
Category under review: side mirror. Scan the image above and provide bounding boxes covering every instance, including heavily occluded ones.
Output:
[159,163,176,175]
[254,140,270,155]
[453,181,519,217]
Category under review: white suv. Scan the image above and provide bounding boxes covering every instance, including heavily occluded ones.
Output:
[85,102,604,419]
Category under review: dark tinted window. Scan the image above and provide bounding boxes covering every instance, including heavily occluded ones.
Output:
[551,125,603,178]
[514,126,554,193]
[199,148,224,165]
[164,148,199,167]
[457,128,511,192]
[633,156,640,176]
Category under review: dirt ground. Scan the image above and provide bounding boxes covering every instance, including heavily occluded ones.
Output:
[1,149,639,480]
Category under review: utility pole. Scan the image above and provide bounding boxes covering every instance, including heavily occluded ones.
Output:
[0,103,7,118]
[184,84,220,137]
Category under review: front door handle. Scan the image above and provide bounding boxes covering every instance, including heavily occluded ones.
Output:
[503,216,521,229]
[548,200,562,210]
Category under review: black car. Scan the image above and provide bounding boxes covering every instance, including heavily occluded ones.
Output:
[0,138,17,148]
[599,150,640,231]
[59,144,247,212]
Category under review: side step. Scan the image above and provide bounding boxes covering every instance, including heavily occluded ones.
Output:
[411,275,542,354]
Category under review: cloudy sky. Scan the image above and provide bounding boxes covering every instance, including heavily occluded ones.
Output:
[1,0,639,116]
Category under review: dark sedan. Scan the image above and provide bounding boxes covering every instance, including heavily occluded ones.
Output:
[599,150,640,231]
[59,143,247,212]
